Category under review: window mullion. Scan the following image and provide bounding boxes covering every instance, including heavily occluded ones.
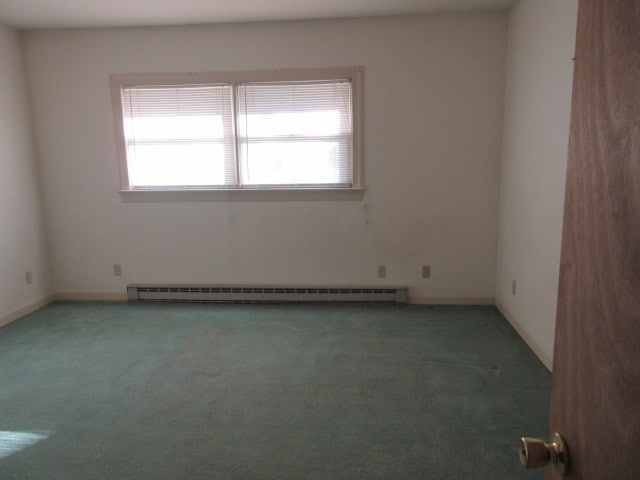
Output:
[231,82,243,189]
[228,83,241,188]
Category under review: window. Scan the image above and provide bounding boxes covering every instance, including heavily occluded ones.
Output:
[110,68,363,200]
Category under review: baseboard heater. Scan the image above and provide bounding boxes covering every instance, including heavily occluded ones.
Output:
[127,284,407,305]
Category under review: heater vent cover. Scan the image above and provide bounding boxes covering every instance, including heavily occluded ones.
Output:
[127,284,407,304]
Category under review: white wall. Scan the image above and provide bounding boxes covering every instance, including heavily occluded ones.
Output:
[0,25,52,322]
[23,13,507,302]
[495,0,578,369]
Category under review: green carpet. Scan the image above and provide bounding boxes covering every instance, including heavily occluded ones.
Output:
[0,302,549,479]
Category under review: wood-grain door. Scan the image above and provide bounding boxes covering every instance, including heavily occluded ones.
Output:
[546,0,640,478]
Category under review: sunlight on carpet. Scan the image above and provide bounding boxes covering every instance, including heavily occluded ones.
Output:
[0,431,50,459]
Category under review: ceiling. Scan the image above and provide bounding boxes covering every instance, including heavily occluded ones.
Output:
[0,0,518,30]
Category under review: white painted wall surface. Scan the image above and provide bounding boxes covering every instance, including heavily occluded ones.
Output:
[0,25,52,320]
[496,0,578,368]
[23,14,507,301]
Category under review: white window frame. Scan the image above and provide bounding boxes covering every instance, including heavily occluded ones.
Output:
[110,67,364,202]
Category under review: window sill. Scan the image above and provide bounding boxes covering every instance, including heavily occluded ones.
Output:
[118,188,365,202]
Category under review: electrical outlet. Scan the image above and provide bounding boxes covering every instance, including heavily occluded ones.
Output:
[113,264,122,277]
[25,271,33,285]
[377,265,387,279]
[422,265,431,278]
[511,280,517,295]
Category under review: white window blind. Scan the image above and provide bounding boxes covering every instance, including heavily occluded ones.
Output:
[112,68,362,196]
[122,85,236,188]
[237,81,352,187]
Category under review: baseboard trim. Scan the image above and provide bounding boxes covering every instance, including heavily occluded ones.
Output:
[54,292,128,302]
[408,296,495,305]
[2,292,495,306]
[0,294,56,328]
[56,292,494,305]
[495,296,553,371]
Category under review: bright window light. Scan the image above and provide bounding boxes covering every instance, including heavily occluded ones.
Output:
[122,85,235,188]
[111,68,362,192]
[240,141,344,185]
[236,81,352,187]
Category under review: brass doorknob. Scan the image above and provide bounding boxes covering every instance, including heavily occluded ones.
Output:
[519,432,569,476]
